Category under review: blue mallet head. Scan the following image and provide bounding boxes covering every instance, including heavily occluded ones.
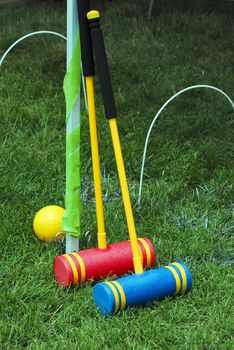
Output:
[93,261,192,316]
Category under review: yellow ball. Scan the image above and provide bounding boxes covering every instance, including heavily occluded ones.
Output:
[33,205,65,242]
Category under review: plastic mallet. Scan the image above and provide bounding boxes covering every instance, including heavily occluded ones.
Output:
[53,1,156,287]
[87,10,192,315]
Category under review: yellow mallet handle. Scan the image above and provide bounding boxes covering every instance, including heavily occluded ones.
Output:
[78,1,106,249]
[86,76,107,249]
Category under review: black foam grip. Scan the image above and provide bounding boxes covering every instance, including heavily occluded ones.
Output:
[77,0,95,76]
[88,16,117,119]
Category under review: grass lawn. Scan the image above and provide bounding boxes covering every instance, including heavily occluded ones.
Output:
[0,0,234,349]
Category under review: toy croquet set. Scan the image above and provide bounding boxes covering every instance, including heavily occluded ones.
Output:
[34,0,192,316]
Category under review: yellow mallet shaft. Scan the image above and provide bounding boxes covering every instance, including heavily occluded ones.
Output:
[78,0,107,249]
[109,118,143,274]
[86,76,107,249]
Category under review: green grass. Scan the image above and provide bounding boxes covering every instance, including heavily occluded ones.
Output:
[0,0,234,349]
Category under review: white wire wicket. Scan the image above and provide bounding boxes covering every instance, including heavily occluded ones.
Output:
[0,31,66,66]
[0,30,87,109]
[138,85,234,205]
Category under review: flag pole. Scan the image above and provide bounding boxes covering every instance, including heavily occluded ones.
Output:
[63,0,81,253]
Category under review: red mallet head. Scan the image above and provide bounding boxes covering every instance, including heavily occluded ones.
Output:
[54,237,156,287]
